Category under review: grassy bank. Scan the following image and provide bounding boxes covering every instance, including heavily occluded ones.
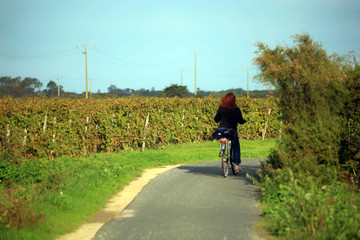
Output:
[0,139,276,240]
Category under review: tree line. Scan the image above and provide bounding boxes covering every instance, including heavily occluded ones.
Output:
[0,76,272,98]
[0,77,63,98]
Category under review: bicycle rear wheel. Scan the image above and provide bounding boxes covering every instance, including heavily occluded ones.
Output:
[221,148,229,178]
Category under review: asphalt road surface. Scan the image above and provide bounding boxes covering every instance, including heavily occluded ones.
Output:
[93,159,265,240]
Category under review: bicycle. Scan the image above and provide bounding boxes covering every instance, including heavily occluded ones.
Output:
[218,129,238,178]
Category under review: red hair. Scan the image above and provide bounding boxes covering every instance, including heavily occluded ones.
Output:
[220,92,237,109]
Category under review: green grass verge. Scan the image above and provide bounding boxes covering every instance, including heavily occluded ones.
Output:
[0,139,276,240]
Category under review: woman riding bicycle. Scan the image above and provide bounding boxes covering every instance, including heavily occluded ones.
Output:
[214,92,246,171]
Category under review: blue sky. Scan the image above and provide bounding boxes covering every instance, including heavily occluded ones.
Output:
[0,0,359,94]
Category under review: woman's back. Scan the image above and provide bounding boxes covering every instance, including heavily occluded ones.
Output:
[214,106,246,129]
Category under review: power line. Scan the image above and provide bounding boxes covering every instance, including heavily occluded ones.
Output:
[87,52,130,67]
[0,48,79,55]
[100,69,180,84]
[0,46,255,93]
[93,48,191,68]
[198,56,242,72]
[0,52,81,59]
[186,69,241,79]
[59,69,179,89]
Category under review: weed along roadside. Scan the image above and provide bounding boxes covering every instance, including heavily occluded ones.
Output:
[0,140,276,240]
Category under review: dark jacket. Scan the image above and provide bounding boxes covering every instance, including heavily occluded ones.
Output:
[214,107,246,129]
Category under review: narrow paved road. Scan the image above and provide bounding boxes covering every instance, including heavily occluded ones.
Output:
[93,159,264,240]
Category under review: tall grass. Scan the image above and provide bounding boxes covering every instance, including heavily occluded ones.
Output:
[0,139,276,240]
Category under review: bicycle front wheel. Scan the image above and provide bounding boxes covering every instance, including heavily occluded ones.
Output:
[221,149,229,178]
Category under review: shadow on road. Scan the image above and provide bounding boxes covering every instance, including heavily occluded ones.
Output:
[178,164,222,177]
[177,160,263,184]
[177,160,263,200]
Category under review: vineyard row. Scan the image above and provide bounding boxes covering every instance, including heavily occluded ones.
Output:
[0,97,280,159]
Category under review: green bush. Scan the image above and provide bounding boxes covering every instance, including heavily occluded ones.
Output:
[339,62,360,170]
[254,33,347,168]
[253,33,360,238]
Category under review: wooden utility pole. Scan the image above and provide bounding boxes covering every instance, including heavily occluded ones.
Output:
[57,75,60,97]
[190,51,199,96]
[194,53,197,96]
[85,47,88,99]
[181,69,183,86]
[247,68,249,98]
[78,42,95,99]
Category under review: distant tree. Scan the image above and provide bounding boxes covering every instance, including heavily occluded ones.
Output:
[0,76,19,97]
[108,85,118,94]
[21,77,43,95]
[107,85,135,97]
[46,80,57,90]
[195,92,204,98]
[160,84,189,97]
[43,80,64,97]
[0,76,42,97]
[43,80,63,96]
[125,88,132,95]
[103,84,271,99]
